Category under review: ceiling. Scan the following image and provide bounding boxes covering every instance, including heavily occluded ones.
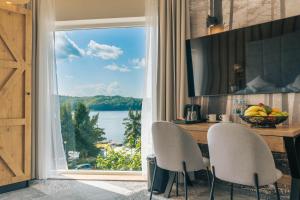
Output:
[55,0,145,21]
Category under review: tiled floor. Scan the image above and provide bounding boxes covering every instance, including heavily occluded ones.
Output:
[0,179,285,200]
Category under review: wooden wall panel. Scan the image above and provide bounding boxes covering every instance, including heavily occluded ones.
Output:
[189,0,300,38]
[0,4,32,187]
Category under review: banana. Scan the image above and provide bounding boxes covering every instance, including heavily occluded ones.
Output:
[245,106,266,115]
[244,105,289,117]
[245,106,262,112]
[269,112,282,116]
[282,112,289,116]
[244,111,259,117]
[244,110,254,116]
[258,111,267,116]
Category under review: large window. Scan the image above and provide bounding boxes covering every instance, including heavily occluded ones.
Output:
[55,27,145,171]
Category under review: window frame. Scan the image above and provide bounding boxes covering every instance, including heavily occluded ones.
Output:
[55,17,145,31]
[54,17,146,178]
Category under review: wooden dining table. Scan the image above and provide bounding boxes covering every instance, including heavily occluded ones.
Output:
[174,122,300,200]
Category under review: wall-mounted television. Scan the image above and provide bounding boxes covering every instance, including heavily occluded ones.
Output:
[186,15,300,96]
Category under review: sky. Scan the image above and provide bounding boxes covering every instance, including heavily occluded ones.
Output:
[55,27,146,98]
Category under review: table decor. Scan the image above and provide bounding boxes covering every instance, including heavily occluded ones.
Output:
[240,103,288,128]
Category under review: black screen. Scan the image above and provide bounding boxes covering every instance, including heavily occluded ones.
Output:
[186,15,300,96]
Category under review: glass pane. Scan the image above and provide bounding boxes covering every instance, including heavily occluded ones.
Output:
[55,27,145,171]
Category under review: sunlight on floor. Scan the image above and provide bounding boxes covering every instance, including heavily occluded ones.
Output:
[78,180,139,196]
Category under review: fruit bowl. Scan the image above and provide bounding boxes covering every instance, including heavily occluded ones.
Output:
[240,104,288,128]
[239,115,288,128]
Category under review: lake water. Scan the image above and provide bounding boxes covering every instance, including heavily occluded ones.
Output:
[89,111,128,144]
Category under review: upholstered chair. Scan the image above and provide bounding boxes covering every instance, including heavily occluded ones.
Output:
[150,121,210,200]
[208,123,282,200]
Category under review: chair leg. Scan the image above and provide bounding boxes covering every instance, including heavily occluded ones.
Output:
[274,182,280,200]
[209,166,215,200]
[254,173,260,200]
[230,183,234,200]
[206,167,212,188]
[164,172,176,198]
[149,158,157,200]
[176,172,179,196]
[182,161,188,200]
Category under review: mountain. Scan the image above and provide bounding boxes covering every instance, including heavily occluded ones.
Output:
[60,95,142,111]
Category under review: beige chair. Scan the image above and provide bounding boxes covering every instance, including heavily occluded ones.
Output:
[150,121,210,200]
[207,123,282,200]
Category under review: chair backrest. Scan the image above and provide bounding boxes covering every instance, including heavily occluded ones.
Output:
[208,123,278,186]
[152,121,206,172]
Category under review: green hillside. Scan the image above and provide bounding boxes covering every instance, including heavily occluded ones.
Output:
[60,95,142,111]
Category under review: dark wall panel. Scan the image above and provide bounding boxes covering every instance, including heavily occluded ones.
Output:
[188,15,300,96]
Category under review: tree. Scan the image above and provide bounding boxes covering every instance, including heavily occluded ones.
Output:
[129,137,141,170]
[60,103,75,153]
[95,140,141,171]
[123,110,141,148]
[74,102,106,158]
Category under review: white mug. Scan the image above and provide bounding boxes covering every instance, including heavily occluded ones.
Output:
[219,114,230,122]
[207,114,217,122]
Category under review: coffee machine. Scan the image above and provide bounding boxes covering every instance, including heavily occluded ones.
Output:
[184,104,202,121]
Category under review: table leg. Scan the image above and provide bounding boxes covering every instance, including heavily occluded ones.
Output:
[284,136,300,200]
[164,172,176,198]
[290,178,300,200]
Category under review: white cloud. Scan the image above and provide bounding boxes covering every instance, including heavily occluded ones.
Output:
[104,63,131,72]
[106,81,120,95]
[131,58,145,69]
[55,35,124,61]
[62,81,121,97]
[55,32,85,60]
[86,40,123,60]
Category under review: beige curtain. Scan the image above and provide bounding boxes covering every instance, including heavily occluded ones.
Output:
[157,0,191,121]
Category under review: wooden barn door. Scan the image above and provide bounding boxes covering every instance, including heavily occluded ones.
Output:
[0,4,32,186]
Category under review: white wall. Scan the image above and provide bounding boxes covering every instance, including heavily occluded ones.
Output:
[55,0,145,21]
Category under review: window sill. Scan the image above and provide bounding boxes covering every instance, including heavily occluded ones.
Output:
[50,170,146,181]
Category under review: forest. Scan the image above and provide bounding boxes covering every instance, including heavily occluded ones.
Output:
[60,95,142,111]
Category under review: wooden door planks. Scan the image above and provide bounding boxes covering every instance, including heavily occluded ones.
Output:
[0,4,32,186]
